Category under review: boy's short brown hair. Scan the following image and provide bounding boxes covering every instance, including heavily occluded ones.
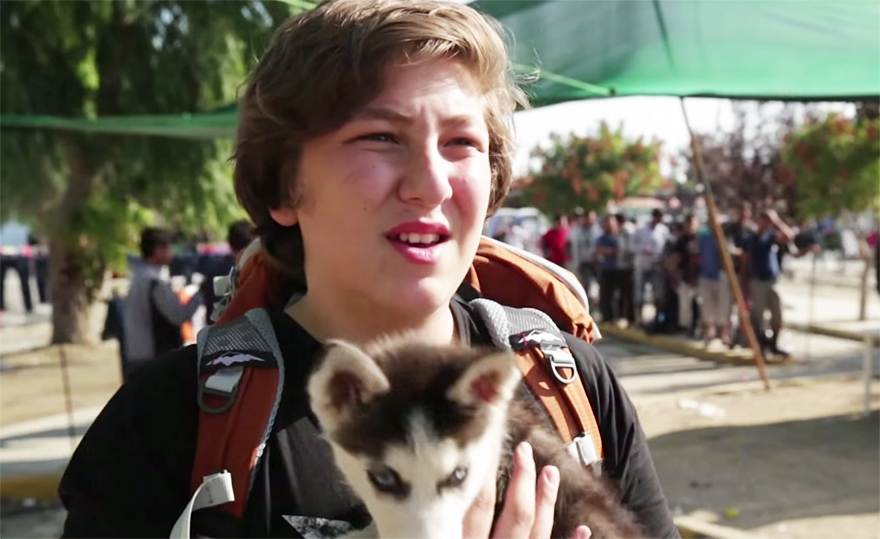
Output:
[232,0,528,275]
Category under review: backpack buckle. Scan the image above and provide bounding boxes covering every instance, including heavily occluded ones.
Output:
[198,366,244,414]
[543,345,577,385]
[510,329,577,385]
[566,433,602,476]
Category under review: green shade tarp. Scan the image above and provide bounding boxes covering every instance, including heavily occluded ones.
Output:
[0,108,239,140]
[475,0,880,105]
[2,0,878,138]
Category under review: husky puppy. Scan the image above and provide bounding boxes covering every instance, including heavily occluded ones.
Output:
[307,337,645,539]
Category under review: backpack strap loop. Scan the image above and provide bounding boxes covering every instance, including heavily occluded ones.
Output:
[197,366,244,415]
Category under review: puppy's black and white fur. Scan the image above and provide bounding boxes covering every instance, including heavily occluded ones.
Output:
[307,337,645,539]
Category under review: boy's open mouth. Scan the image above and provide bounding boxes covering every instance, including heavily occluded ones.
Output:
[388,233,449,247]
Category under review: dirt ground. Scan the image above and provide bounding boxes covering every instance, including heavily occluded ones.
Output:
[1,344,878,538]
[0,341,122,428]
[635,376,880,539]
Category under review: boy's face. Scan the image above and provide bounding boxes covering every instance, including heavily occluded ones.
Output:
[272,59,492,316]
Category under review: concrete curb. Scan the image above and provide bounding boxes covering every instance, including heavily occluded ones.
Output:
[597,324,796,366]
[785,322,879,346]
[0,472,62,500]
[0,408,102,501]
[674,516,761,539]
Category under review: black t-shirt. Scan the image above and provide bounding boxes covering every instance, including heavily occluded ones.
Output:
[58,297,680,539]
[673,233,699,286]
[722,222,754,273]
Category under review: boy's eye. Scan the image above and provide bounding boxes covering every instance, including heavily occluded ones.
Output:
[361,133,398,143]
[450,137,477,147]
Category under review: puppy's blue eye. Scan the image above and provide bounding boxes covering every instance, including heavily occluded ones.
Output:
[450,466,468,485]
[439,466,469,491]
[367,467,402,492]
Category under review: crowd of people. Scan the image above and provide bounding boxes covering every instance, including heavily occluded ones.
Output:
[532,202,823,357]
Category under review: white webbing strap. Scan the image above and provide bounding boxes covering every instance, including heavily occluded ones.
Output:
[169,471,235,539]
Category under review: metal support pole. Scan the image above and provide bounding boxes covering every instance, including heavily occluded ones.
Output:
[679,98,771,391]
[59,345,78,453]
[805,251,817,361]
[864,335,874,417]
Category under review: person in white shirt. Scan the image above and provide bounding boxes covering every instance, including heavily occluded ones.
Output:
[632,209,670,325]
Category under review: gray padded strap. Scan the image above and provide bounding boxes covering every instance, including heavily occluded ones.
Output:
[469,298,564,349]
[196,309,284,373]
[193,308,285,502]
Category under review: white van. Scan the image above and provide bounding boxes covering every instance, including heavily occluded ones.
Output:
[484,207,550,255]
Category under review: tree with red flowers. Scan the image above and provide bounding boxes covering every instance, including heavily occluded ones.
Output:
[780,111,879,219]
[781,106,880,320]
[518,121,664,215]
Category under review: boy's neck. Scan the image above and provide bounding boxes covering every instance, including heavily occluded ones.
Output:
[286,293,455,347]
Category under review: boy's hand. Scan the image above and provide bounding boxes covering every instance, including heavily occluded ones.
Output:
[463,442,591,539]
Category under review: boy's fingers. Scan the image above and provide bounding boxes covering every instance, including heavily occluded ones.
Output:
[529,465,560,539]
[492,442,536,539]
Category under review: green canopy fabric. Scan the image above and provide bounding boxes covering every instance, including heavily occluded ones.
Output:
[2,0,878,138]
[0,108,238,140]
[474,0,880,105]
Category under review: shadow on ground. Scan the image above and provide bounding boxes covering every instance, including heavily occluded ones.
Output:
[650,411,880,531]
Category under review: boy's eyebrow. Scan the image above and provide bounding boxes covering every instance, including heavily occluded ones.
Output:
[351,106,481,127]
[352,106,412,123]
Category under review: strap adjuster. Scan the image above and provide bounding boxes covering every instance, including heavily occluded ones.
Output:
[510,329,578,385]
[198,366,244,414]
[543,345,577,385]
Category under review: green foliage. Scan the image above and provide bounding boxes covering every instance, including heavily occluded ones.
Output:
[520,121,664,215]
[0,0,293,266]
[780,112,880,219]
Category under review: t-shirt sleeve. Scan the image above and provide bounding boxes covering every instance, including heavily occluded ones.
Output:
[566,335,681,539]
[59,348,199,538]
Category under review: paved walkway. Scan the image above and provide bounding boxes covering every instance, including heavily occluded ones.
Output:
[0,407,103,499]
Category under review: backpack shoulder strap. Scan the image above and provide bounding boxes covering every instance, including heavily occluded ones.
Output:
[469,298,604,472]
[170,308,285,539]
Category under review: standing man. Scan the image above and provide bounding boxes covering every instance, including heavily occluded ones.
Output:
[670,214,701,336]
[595,215,620,323]
[722,202,755,300]
[614,213,636,326]
[746,210,795,357]
[632,209,670,326]
[541,214,571,267]
[697,219,731,345]
[123,227,203,380]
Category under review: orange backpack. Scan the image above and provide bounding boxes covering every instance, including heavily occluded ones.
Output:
[170,236,604,539]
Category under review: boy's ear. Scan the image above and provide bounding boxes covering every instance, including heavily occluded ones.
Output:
[447,352,520,408]
[308,340,390,429]
[269,206,298,227]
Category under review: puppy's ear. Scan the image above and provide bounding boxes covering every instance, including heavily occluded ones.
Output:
[447,352,520,408]
[308,340,390,430]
